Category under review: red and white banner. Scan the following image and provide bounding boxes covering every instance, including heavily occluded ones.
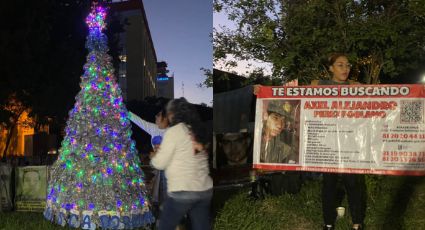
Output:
[253,84,425,175]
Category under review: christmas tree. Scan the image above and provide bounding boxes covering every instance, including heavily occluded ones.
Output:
[44,3,154,229]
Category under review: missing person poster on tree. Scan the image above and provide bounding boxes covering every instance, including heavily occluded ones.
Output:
[15,165,47,212]
[253,84,425,176]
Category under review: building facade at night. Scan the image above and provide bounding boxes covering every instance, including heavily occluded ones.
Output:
[156,61,174,99]
[110,0,157,101]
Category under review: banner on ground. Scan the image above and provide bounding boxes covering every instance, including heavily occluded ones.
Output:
[15,165,47,211]
[253,84,425,176]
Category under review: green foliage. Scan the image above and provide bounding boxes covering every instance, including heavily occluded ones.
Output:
[244,69,284,85]
[214,176,425,230]
[364,174,384,203]
[214,180,322,229]
[2,176,425,229]
[214,0,425,84]
[0,213,59,230]
[199,67,214,88]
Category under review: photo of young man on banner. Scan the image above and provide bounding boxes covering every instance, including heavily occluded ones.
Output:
[253,84,425,176]
[258,100,300,164]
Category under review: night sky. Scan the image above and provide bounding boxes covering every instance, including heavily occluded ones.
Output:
[143,0,213,105]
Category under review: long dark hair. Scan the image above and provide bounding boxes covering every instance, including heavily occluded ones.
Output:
[156,107,167,119]
[166,97,208,146]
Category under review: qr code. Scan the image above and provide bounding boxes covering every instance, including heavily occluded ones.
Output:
[400,100,424,123]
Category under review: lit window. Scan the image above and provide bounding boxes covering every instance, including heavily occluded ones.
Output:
[119,55,127,62]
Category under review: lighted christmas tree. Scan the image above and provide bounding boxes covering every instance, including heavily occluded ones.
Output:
[44,3,154,229]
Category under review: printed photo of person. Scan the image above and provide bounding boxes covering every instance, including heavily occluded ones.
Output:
[259,100,300,164]
[216,132,253,168]
[16,166,47,201]
[0,164,13,210]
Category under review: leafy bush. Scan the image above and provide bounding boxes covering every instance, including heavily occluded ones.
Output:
[214,175,425,230]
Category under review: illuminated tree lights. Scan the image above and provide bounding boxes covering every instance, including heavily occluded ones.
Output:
[44,3,154,229]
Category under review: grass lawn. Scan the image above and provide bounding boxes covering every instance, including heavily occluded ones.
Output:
[0,212,65,230]
[1,175,425,230]
[214,175,425,230]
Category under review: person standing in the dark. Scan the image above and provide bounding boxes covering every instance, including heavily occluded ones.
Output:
[312,53,366,230]
[128,108,169,223]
